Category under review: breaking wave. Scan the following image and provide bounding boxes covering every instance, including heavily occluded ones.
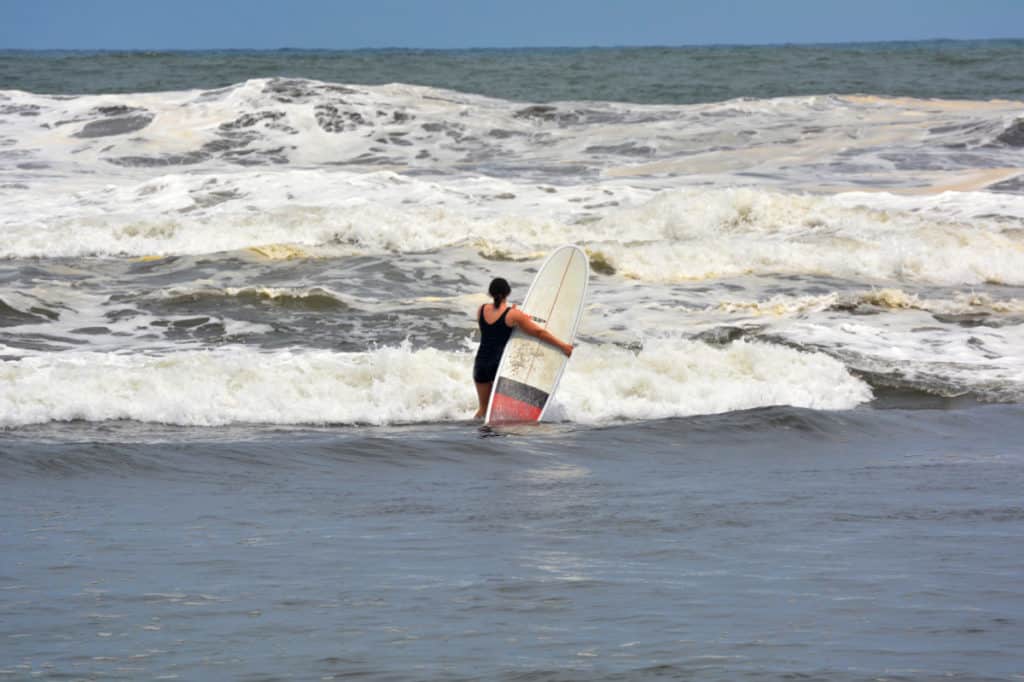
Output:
[0,340,871,427]
[3,171,1022,287]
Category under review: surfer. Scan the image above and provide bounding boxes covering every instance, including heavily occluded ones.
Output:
[474,277,574,419]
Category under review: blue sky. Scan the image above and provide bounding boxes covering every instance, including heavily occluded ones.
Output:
[2,0,1022,50]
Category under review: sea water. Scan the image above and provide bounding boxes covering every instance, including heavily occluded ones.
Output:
[1,43,1023,680]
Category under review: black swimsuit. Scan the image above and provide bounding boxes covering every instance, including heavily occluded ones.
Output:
[473,305,513,383]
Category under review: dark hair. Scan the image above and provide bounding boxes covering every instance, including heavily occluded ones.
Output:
[488,277,511,306]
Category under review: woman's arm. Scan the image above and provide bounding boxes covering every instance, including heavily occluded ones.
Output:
[507,307,573,357]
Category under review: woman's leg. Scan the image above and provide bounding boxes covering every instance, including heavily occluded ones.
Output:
[474,381,492,419]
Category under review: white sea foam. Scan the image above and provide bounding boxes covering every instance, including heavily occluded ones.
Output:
[848,288,1024,315]
[589,188,1024,285]
[557,338,872,422]
[3,80,1023,419]
[2,171,1021,287]
[677,286,1024,401]
[153,284,351,307]
[0,169,610,258]
[704,288,1024,320]
[835,190,1024,223]
[0,340,870,427]
[3,81,1020,190]
[777,315,1024,401]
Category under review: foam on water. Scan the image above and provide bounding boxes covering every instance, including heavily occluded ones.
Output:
[2,77,1023,425]
[592,188,1024,285]
[578,280,1024,404]
[0,169,616,258]
[699,288,1024,325]
[2,169,1022,288]
[0,340,870,427]
[777,314,1024,401]
[3,78,1022,191]
[557,338,871,422]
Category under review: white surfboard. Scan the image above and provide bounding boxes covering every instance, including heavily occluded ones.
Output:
[485,245,589,425]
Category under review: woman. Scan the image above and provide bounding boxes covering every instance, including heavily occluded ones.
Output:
[473,277,574,419]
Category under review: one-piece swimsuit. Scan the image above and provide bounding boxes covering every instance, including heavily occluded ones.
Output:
[473,305,513,383]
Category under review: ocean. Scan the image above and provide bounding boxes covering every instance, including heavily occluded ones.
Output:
[2,42,1023,680]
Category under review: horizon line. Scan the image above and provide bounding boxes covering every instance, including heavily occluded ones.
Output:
[3,36,1024,53]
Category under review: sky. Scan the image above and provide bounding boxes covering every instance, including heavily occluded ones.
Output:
[2,0,1022,50]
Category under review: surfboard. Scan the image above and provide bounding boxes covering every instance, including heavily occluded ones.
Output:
[485,244,589,425]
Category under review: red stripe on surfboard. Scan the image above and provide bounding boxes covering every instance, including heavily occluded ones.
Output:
[489,393,544,424]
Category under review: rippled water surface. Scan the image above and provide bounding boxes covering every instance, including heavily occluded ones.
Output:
[4,408,1024,680]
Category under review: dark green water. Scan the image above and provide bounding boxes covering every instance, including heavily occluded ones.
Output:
[3,40,1023,101]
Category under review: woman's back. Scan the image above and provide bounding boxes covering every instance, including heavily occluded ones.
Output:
[477,305,513,360]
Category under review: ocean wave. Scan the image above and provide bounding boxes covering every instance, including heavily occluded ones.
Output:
[0,169,593,258]
[589,188,1024,285]
[844,288,1024,315]
[711,288,1024,318]
[996,118,1024,147]
[556,338,871,423]
[2,78,1022,193]
[2,172,1022,286]
[155,286,350,311]
[775,316,1024,404]
[0,340,870,427]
